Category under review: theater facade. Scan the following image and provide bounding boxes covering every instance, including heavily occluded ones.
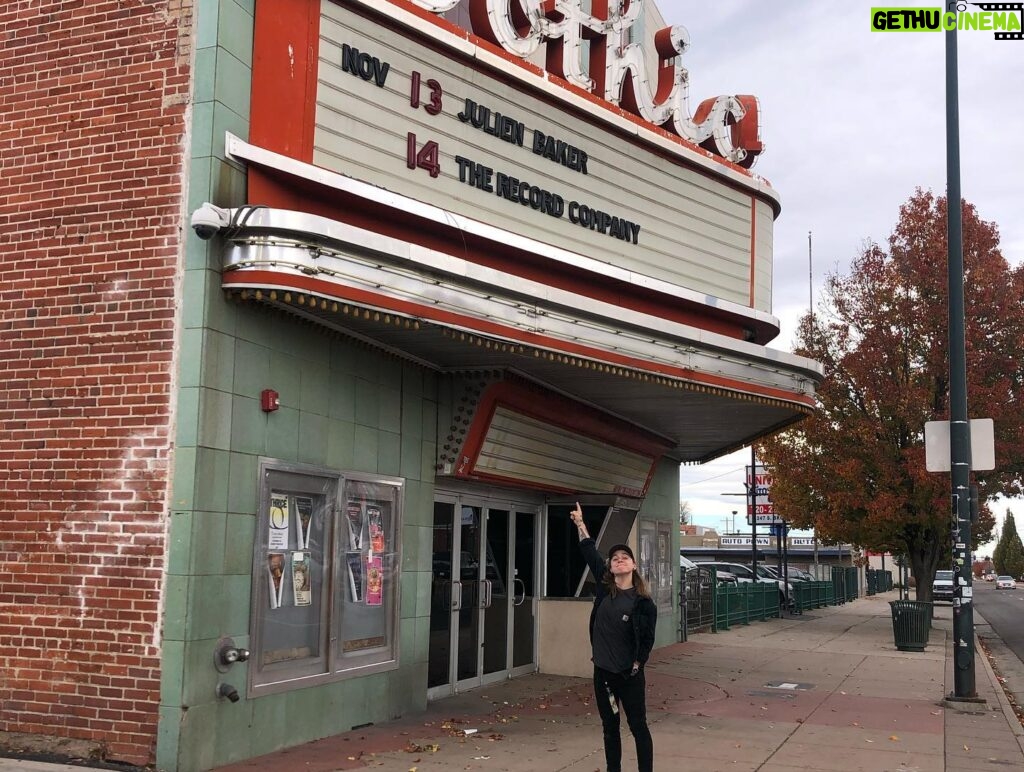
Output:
[0,1,821,770]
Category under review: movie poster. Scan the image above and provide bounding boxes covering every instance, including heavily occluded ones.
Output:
[267,552,286,609]
[366,555,383,606]
[345,502,364,550]
[291,551,312,607]
[295,497,314,550]
[268,493,290,550]
[367,505,385,553]
[346,551,364,602]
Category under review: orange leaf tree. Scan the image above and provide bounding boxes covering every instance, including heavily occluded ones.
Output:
[760,191,1024,600]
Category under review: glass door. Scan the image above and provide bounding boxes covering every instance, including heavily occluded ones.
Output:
[428,495,538,699]
[481,508,509,684]
[427,501,455,693]
[455,504,483,687]
[511,509,537,674]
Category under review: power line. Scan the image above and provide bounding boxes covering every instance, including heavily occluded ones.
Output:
[679,465,745,488]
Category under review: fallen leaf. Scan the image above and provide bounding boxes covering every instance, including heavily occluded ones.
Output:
[889,735,900,741]
[964,744,970,751]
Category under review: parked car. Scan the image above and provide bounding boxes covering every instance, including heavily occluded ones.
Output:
[786,568,815,582]
[681,553,737,585]
[984,572,996,582]
[996,575,1016,590]
[751,564,797,604]
[932,570,955,602]
[696,561,791,606]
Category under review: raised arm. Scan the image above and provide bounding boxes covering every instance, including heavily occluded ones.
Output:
[570,501,606,583]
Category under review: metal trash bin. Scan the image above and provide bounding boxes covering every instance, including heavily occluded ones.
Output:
[889,600,932,651]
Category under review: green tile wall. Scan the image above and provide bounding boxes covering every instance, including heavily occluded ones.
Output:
[638,458,682,648]
[163,2,436,769]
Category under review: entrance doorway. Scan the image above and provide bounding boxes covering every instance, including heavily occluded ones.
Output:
[427,495,538,698]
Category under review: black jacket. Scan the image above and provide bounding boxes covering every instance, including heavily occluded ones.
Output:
[579,537,657,672]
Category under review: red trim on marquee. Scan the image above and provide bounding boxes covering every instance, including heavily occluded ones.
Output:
[749,198,757,307]
[455,380,672,496]
[221,269,816,409]
[250,0,320,162]
[244,164,777,344]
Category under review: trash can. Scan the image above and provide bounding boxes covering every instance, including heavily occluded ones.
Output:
[889,600,932,651]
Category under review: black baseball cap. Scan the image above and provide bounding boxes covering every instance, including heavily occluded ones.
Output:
[607,543,635,561]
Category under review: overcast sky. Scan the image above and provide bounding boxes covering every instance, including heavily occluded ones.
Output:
[655,1,1024,551]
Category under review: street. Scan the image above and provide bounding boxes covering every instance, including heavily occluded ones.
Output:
[974,578,1024,663]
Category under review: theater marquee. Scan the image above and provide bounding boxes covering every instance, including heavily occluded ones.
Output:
[248,0,779,313]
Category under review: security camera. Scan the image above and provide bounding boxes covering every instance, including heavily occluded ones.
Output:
[190,203,231,240]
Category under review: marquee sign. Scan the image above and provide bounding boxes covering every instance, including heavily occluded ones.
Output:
[303,1,775,310]
[407,0,763,169]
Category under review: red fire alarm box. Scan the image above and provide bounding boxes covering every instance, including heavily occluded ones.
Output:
[260,389,279,412]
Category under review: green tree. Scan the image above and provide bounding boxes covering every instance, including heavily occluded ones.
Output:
[759,191,1024,601]
[994,513,1024,579]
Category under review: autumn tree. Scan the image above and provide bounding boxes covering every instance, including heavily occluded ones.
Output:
[993,512,1024,579]
[760,191,1024,601]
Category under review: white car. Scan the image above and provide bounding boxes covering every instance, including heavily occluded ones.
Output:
[996,575,1016,590]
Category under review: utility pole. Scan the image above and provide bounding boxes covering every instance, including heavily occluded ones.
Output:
[945,20,976,701]
[809,230,819,578]
[749,446,758,576]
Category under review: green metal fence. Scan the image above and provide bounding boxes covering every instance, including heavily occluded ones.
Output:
[866,569,894,595]
[832,566,859,604]
[709,566,894,632]
[790,580,834,613]
[713,581,781,631]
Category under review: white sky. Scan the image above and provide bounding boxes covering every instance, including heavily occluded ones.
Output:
[655,1,1024,551]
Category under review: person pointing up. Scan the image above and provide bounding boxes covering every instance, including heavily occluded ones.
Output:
[570,502,656,772]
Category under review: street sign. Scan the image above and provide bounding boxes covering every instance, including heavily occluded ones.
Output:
[924,418,994,472]
[745,464,776,518]
[721,536,772,547]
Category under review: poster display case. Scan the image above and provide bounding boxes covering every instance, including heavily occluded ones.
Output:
[250,460,403,694]
[638,518,674,612]
[336,479,400,667]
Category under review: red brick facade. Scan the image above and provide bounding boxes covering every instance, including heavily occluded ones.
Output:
[0,1,192,764]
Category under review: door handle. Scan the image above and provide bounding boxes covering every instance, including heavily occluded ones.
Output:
[480,579,492,609]
[450,580,462,611]
[513,577,526,606]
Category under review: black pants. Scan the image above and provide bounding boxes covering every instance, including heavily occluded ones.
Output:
[593,666,653,772]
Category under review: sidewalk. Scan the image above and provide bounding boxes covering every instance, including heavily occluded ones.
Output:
[5,592,1024,771]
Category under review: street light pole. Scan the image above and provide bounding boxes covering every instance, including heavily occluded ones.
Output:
[945,22,976,701]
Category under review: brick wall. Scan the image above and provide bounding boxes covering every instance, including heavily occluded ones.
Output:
[0,1,193,764]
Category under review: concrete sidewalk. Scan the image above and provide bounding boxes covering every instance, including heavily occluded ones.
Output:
[5,592,1024,771]
[206,593,1024,772]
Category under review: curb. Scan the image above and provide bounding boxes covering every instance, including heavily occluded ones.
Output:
[971,609,1024,755]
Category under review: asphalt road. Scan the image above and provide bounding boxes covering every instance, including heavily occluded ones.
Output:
[973,578,1024,663]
